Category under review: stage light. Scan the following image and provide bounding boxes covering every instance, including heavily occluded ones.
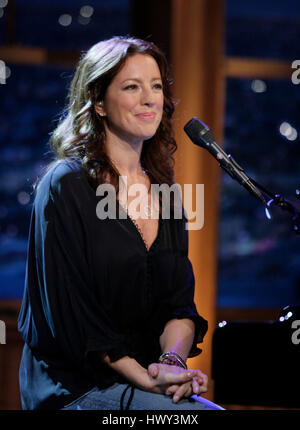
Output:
[80,5,94,18]
[218,321,227,328]
[0,0,8,8]
[279,121,298,141]
[17,191,30,206]
[58,14,72,27]
[251,79,267,93]
[279,121,292,136]
[286,127,297,141]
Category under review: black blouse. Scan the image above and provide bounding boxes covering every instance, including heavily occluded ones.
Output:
[18,157,208,410]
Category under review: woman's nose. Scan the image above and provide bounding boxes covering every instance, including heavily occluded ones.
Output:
[140,88,156,106]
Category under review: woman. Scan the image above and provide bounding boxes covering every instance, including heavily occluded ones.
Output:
[18,36,223,410]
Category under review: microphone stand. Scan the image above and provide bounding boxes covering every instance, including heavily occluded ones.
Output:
[240,175,300,235]
[215,150,300,234]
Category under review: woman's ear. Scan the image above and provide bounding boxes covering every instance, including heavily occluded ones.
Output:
[95,101,106,117]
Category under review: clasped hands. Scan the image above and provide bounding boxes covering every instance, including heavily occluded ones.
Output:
[147,362,208,403]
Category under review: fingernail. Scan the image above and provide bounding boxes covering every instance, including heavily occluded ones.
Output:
[173,396,179,403]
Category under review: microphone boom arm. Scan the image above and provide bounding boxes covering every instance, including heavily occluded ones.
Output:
[184,116,300,235]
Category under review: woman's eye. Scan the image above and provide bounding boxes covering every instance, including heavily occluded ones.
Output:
[153,83,163,90]
[124,84,138,90]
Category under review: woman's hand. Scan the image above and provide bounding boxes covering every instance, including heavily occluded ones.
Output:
[147,363,208,403]
[165,369,208,403]
[100,354,199,396]
[144,362,196,395]
[100,353,207,402]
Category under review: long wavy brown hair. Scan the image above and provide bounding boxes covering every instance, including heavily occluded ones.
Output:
[37,36,177,197]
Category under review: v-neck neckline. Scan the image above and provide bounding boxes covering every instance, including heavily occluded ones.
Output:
[117,200,162,253]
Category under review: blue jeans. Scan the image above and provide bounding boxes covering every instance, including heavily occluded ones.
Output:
[61,383,224,410]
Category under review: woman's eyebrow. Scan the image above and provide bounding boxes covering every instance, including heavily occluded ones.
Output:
[120,77,162,84]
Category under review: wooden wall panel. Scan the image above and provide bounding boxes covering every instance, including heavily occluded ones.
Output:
[0,301,23,410]
[170,0,225,401]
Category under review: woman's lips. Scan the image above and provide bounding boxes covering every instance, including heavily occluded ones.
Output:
[135,112,156,120]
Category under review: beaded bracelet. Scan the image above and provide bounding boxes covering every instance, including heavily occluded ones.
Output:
[158,351,187,369]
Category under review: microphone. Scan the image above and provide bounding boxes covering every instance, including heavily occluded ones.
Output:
[184,117,266,205]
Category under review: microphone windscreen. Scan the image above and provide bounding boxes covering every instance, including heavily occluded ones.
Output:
[184,117,215,146]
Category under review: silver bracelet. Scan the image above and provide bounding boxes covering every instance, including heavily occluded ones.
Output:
[158,351,187,369]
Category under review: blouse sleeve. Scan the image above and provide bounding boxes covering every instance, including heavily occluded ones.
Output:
[27,163,138,367]
[164,211,208,357]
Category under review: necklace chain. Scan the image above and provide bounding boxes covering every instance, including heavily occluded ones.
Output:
[119,166,155,250]
[128,214,150,251]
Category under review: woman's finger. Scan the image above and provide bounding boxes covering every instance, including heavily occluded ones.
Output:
[198,373,208,391]
[190,369,205,384]
[165,369,195,386]
[167,378,201,398]
[172,382,192,403]
[147,363,159,379]
[165,384,179,396]
[194,374,209,394]
[188,369,209,389]
[192,377,200,394]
